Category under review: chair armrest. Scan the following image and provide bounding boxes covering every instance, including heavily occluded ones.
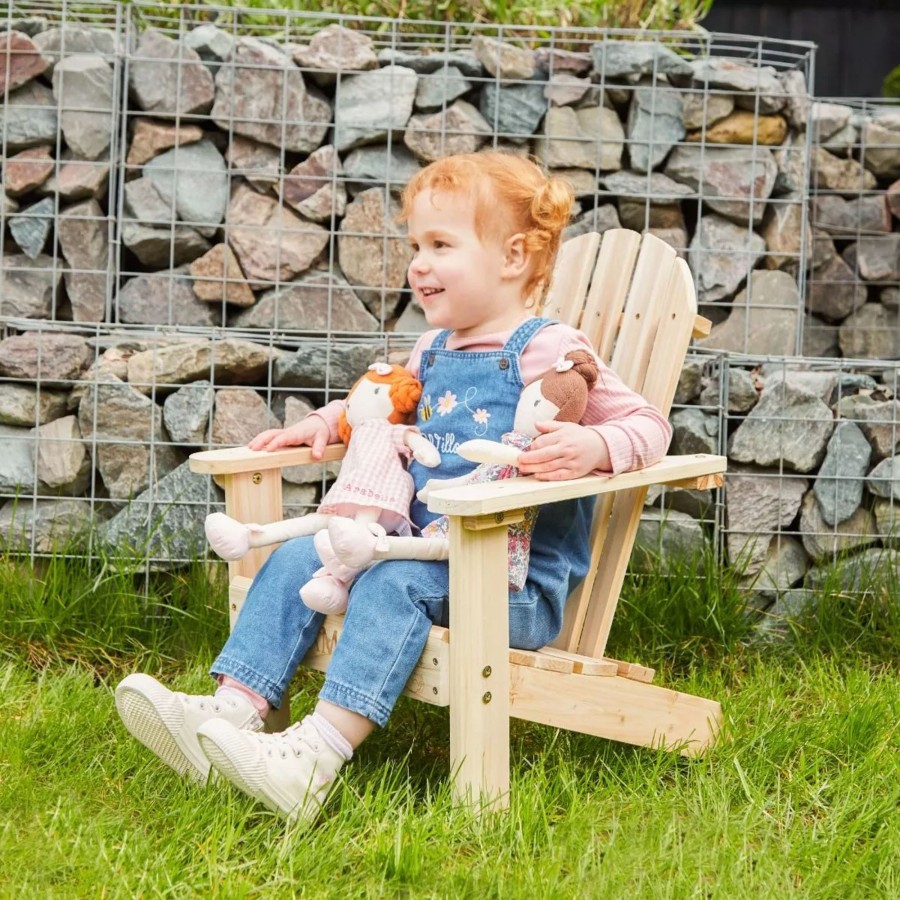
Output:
[426,453,726,517]
[189,443,347,475]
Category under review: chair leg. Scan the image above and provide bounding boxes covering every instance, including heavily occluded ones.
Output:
[448,514,511,812]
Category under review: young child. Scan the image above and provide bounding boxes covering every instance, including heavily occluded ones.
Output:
[115,151,673,827]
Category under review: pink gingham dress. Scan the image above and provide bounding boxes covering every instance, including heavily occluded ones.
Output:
[319,419,417,536]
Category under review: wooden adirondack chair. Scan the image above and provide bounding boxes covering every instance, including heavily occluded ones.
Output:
[189,229,727,811]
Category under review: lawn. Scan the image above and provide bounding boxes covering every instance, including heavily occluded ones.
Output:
[0,551,897,898]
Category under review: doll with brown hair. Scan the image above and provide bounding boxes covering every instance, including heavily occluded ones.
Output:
[326,349,600,592]
[204,363,441,613]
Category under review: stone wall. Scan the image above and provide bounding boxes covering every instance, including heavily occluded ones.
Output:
[3,6,900,605]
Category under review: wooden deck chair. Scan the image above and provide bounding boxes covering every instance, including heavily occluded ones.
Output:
[189,229,727,811]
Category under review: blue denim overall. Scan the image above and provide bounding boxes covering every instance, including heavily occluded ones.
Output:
[211,317,595,726]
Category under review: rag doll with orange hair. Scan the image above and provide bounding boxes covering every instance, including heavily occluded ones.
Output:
[205,363,440,613]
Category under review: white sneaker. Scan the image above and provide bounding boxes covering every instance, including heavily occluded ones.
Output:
[196,716,345,825]
[115,673,263,783]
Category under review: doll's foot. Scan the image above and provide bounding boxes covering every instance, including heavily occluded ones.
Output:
[327,518,385,569]
[300,569,350,615]
[205,512,255,561]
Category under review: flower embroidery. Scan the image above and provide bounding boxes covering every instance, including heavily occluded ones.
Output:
[436,390,458,416]
[472,408,490,426]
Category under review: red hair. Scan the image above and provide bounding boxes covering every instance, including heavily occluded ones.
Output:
[399,151,574,303]
[337,365,422,445]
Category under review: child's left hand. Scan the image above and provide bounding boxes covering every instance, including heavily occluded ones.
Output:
[516,421,609,481]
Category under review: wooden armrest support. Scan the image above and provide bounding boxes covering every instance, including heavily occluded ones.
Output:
[189,443,346,475]
[427,454,726,517]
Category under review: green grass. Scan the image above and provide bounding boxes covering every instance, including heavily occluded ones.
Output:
[0,549,897,897]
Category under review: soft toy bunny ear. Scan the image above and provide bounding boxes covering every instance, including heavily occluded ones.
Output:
[369,362,393,376]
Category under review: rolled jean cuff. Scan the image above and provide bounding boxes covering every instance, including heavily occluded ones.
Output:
[210,654,288,710]
[318,677,392,728]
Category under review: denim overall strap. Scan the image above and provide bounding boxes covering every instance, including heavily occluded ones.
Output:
[408,317,554,530]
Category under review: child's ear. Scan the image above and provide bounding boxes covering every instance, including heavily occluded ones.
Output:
[502,232,529,279]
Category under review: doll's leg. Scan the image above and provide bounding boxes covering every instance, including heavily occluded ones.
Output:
[205,512,332,561]
[327,516,449,569]
[298,530,355,615]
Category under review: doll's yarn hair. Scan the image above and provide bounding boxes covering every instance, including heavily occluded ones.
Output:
[538,350,600,423]
[337,365,423,445]
[399,151,573,304]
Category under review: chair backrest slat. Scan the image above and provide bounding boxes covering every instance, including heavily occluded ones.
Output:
[549,231,697,658]
[539,232,600,325]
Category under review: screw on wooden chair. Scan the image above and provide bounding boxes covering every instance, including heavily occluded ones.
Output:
[482,692,492,704]
[482,665,492,677]
[432,686,439,695]
[432,657,439,666]
[251,472,262,484]
[494,513,504,524]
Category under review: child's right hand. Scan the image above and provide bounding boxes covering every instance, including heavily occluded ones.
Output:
[248,415,331,458]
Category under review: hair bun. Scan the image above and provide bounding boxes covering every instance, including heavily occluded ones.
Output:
[564,349,600,390]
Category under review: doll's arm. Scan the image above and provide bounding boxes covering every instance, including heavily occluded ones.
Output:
[205,512,333,561]
[458,438,523,467]
[416,471,478,504]
[404,431,441,467]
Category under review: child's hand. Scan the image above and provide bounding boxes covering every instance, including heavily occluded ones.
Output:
[516,421,609,481]
[248,416,331,458]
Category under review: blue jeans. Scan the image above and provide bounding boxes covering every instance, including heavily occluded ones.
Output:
[211,534,569,727]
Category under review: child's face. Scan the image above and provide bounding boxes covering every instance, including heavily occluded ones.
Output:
[406,188,522,337]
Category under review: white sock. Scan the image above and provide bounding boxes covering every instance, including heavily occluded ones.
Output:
[310,712,353,761]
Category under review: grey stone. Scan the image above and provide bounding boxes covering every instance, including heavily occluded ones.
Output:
[688,214,766,303]
[100,462,222,567]
[472,36,534,80]
[867,457,900,502]
[536,105,623,171]
[0,384,68,426]
[811,195,891,237]
[534,47,593,76]
[543,73,591,108]
[145,139,228,231]
[634,508,707,569]
[274,343,381,390]
[42,157,109,202]
[681,90,734,130]
[212,37,331,153]
[798,489,877,563]
[813,420,871,525]
[57,199,109,322]
[600,169,692,201]
[9,197,54,259]
[52,54,114,160]
[665,145,777,226]
[36,414,90,494]
[404,100,492,163]
[163,381,214,446]
[332,65,418,152]
[861,117,900,180]
[758,368,837,405]
[126,338,276,393]
[806,253,867,322]
[225,136,281,192]
[673,360,703,404]
[129,29,214,117]
[828,374,880,406]
[874,499,900,543]
[699,367,759,413]
[855,234,900,282]
[479,80,547,144]
[0,498,92,552]
[227,184,330,285]
[691,58,785,113]
[670,407,718,455]
[0,81,58,152]
[780,69,808,129]
[0,331,91,382]
[729,376,834,472]
[821,122,858,154]
[843,399,900,461]
[292,24,378,79]
[741,535,809,597]
[563,204,621,241]
[120,220,211,269]
[282,482,320,518]
[342,145,421,195]
[725,468,808,574]
[0,424,35,491]
[232,271,379,332]
[116,271,218,328]
[211,388,280,447]
[810,101,852,142]
[773,133,806,195]
[838,305,900,361]
[590,40,692,80]
[392,302,429,334]
[761,198,807,271]
[811,146,877,196]
[698,270,800,356]
[77,376,181,499]
[804,547,900,592]
[377,49,483,78]
[626,84,684,173]
[33,25,117,73]
[183,23,234,75]
[338,188,413,317]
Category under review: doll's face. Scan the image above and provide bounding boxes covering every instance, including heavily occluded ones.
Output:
[346,377,395,429]
[513,379,560,437]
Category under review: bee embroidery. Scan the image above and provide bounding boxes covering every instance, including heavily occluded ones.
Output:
[419,394,432,422]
